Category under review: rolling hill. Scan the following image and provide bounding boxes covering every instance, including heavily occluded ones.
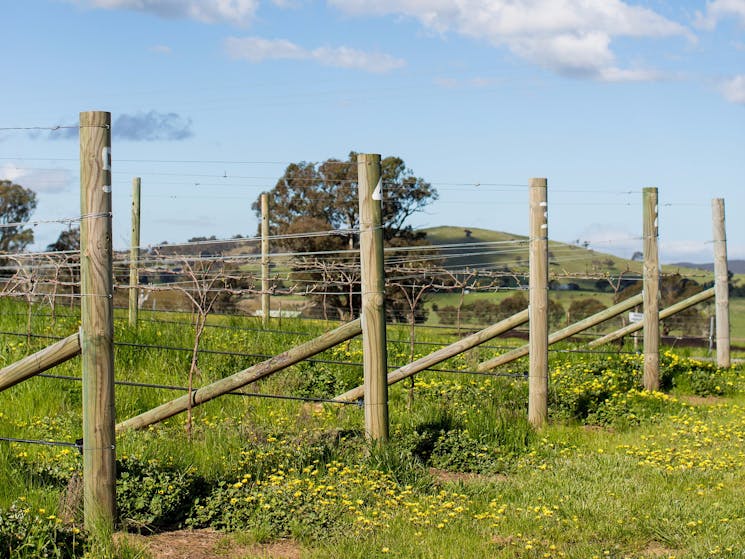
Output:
[672,260,745,274]
[421,226,745,298]
[423,225,659,283]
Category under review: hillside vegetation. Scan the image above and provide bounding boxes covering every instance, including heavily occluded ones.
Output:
[423,225,714,281]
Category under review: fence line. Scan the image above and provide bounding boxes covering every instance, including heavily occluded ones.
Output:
[1,125,734,541]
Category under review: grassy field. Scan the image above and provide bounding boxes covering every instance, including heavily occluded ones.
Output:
[422,226,728,283]
[729,298,745,346]
[1,298,745,558]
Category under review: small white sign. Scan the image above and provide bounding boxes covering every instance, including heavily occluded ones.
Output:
[629,312,644,323]
[102,147,111,171]
[372,178,382,201]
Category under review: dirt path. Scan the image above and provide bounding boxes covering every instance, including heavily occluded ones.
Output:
[121,529,303,559]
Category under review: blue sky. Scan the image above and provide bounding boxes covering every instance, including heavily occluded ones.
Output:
[1,0,743,263]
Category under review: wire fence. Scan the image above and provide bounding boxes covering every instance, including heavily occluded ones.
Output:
[1,223,718,338]
[1,127,735,452]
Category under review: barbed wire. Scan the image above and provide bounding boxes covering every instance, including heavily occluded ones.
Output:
[0,436,81,449]
[0,215,85,230]
[33,373,362,407]
[0,124,105,131]
[0,256,719,304]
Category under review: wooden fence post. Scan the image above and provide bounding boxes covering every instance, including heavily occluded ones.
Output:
[79,110,116,532]
[528,178,548,428]
[642,187,660,391]
[0,332,81,392]
[261,192,270,327]
[357,153,389,441]
[712,198,730,368]
[128,177,141,328]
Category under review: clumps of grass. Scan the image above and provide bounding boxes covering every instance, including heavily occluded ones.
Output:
[362,439,433,492]
[428,429,510,474]
[423,407,533,475]
[382,389,534,476]
[187,455,470,543]
[184,431,360,537]
[587,389,690,429]
[548,352,743,426]
[0,502,85,558]
[116,455,207,532]
[665,351,743,397]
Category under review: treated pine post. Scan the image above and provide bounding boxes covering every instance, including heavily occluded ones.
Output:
[0,332,81,392]
[128,177,141,328]
[528,178,548,428]
[357,153,389,441]
[79,111,116,533]
[642,187,660,391]
[261,192,270,327]
[712,198,730,368]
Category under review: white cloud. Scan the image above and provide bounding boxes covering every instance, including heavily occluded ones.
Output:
[225,36,405,72]
[468,76,494,87]
[720,74,745,104]
[1,164,75,194]
[434,76,459,88]
[659,240,713,263]
[225,36,306,61]
[433,76,496,88]
[114,111,194,141]
[695,0,745,30]
[311,46,405,72]
[270,0,303,7]
[73,0,259,25]
[328,0,691,81]
[598,66,665,83]
[149,44,173,54]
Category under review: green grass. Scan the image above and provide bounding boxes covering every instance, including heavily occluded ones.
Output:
[2,297,745,558]
[423,225,711,283]
[729,298,745,347]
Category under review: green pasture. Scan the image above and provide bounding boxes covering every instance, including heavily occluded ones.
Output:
[1,297,744,558]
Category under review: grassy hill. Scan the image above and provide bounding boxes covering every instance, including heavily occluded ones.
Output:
[422,225,713,285]
[672,259,745,274]
[421,226,745,343]
[422,226,745,297]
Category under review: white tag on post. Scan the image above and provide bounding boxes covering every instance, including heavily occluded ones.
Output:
[372,178,382,201]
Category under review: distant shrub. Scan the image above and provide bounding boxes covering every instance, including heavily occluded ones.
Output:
[566,298,606,322]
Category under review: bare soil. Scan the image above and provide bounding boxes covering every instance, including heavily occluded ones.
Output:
[428,467,507,484]
[120,529,304,559]
[679,394,724,406]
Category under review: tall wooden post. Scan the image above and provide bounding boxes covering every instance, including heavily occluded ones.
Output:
[712,198,730,368]
[642,187,660,391]
[261,192,270,327]
[358,153,389,441]
[79,111,116,532]
[528,178,548,428]
[128,177,141,328]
